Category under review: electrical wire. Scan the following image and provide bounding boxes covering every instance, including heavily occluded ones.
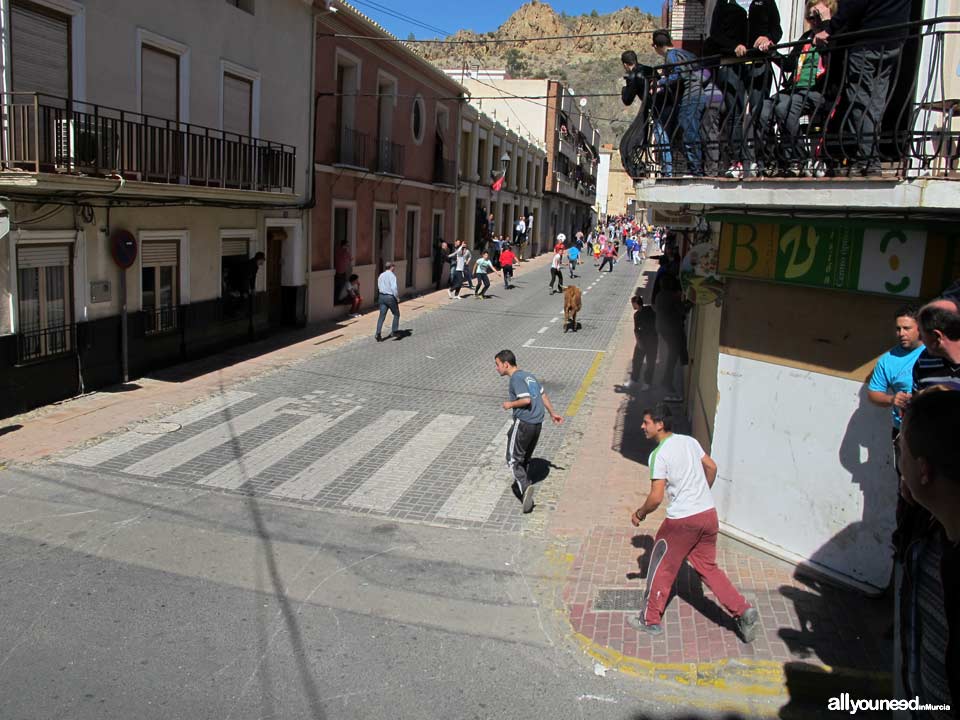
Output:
[321,27,658,45]
[348,0,452,38]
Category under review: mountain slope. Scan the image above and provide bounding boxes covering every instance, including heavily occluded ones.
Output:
[415,2,662,145]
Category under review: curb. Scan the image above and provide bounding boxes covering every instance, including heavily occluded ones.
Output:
[572,630,892,703]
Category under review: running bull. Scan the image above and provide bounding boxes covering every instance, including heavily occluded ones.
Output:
[563,285,582,332]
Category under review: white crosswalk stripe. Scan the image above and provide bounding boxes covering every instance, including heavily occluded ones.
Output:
[124,397,295,478]
[198,407,360,490]
[436,420,513,522]
[61,391,255,467]
[343,414,472,512]
[269,409,418,501]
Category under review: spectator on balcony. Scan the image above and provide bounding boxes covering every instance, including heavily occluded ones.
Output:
[704,0,783,178]
[812,0,912,176]
[334,241,353,304]
[759,0,836,177]
[652,29,706,176]
[620,50,661,177]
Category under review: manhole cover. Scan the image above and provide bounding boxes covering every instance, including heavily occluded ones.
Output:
[593,589,645,611]
[132,421,182,435]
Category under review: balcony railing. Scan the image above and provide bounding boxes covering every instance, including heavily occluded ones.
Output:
[433,157,456,185]
[375,138,404,175]
[1,93,296,192]
[619,16,960,181]
[144,305,179,336]
[16,322,74,364]
[336,125,368,168]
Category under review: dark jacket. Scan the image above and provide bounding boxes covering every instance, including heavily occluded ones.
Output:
[899,520,960,709]
[621,65,653,107]
[776,30,831,93]
[825,0,912,42]
[704,0,783,59]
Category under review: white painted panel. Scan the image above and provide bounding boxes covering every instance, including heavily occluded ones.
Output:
[437,420,512,522]
[198,408,358,490]
[711,354,896,592]
[344,414,472,512]
[62,391,254,467]
[269,410,417,501]
[125,397,294,477]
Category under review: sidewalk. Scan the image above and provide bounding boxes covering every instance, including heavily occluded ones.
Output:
[0,252,553,464]
[547,259,893,708]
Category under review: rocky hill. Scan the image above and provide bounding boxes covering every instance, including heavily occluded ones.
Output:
[415,2,662,145]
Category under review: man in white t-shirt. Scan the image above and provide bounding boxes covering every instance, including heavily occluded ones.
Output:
[627,404,760,641]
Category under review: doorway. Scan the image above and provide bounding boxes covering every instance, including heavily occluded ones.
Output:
[405,208,419,288]
[266,228,285,325]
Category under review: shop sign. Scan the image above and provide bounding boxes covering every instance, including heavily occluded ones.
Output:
[718,220,927,297]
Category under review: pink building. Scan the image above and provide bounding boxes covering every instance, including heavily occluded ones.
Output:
[310,2,464,320]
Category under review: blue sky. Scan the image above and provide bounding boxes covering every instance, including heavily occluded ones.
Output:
[348,0,663,40]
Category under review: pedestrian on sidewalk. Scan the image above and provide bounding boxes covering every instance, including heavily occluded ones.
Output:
[549,240,565,294]
[375,263,401,342]
[445,240,468,299]
[495,350,564,514]
[568,244,581,278]
[499,244,516,289]
[655,273,688,401]
[628,404,760,641]
[473,251,498,299]
[462,244,475,290]
[626,294,658,390]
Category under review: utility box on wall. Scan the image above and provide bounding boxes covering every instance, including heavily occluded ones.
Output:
[90,281,111,303]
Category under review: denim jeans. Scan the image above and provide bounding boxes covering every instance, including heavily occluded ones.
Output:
[770,90,825,163]
[652,121,673,176]
[842,45,901,170]
[474,273,491,296]
[716,63,771,165]
[502,265,513,288]
[375,294,400,337]
[675,95,704,174]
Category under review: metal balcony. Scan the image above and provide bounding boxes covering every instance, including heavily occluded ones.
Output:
[1,93,296,192]
[336,125,368,168]
[619,16,960,181]
[375,138,404,175]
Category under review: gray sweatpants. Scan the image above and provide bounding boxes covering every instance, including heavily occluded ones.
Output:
[506,418,542,491]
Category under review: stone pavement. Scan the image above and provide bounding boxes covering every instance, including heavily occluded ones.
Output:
[546,260,894,704]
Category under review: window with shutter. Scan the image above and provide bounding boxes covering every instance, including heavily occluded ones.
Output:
[10,1,71,98]
[141,45,179,121]
[222,238,250,257]
[223,73,253,137]
[141,242,178,333]
[15,243,73,360]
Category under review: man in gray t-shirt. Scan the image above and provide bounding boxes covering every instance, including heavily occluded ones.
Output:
[495,349,564,513]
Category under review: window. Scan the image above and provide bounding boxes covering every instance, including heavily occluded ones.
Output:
[225,0,254,13]
[222,73,252,137]
[335,51,362,166]
[221,236,256,316]
[10,1,71,98]
[404,207,419,286]
[141,242,179,334]
[16,244,72,362]
[141,44,179,121]
[411,96,425,145]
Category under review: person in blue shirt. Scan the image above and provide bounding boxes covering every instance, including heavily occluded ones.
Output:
[567,244,581,278]
[866,305,924,463]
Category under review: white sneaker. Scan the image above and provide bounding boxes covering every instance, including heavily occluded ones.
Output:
[623,380,632,389]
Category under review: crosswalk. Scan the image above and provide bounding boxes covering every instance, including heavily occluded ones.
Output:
[61,392,520,526]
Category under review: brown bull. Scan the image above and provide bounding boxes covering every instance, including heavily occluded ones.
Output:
[563,285,582,332]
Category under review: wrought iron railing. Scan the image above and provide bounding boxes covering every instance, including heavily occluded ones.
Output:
[375,138,404,175]
[16,322,74,364]
[1,93,296,191]
[336,125,368,168]
[143,305,179,336]
[619,16,960,181]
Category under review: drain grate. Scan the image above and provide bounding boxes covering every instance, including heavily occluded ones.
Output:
[593,588,645,611]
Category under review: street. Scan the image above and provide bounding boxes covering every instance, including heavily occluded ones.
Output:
[0,259,714,720]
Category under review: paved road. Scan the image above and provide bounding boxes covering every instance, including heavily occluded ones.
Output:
[1,258,733,720]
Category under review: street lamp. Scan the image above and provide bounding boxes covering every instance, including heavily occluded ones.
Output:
[500,152,511,173]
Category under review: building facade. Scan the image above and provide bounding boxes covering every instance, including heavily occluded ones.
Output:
[455,102,545,256]
[597,144,636,219]
[310,3,463,319]
[629,4,958,593]
[457,76,599,251]
[0,0,313,417]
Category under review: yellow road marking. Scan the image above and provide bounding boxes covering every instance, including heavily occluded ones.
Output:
[566,352,604,417]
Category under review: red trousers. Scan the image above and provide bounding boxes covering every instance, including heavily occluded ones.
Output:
[644,507,750,624]
[350,295,362,313]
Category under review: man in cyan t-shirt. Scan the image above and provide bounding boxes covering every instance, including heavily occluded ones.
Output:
[495,349,564,513]
[866,304,924,466]
[628,404,759,641]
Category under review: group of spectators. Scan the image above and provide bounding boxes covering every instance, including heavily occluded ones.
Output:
[866,284,960,713]
[620,0,913,178]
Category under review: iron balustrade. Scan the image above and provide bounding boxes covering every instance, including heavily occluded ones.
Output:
[16,322,74,364]
[336,125,368,168]
[1,93,296,192]
[618,16,960,181]
[143,305,179,336]
[375,138,404,175]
